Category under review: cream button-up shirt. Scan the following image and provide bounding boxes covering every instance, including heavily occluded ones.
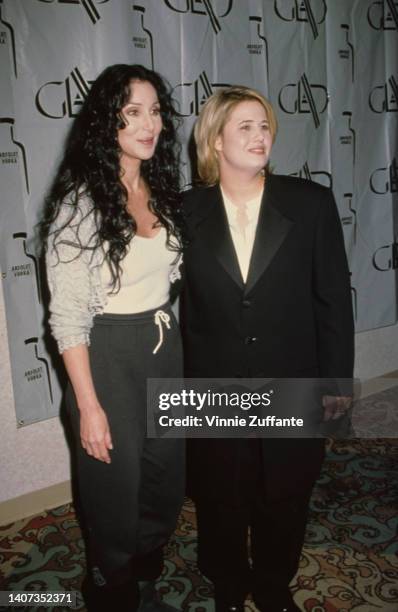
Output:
[221,186,263,283]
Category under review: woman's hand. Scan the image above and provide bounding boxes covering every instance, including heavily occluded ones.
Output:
[322,395,352,421]
[79,403,113,463]
[61,344,113,463]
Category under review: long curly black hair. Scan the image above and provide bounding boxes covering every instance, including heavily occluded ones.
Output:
[40,64,184,292]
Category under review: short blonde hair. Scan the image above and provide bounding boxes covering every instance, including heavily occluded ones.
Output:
[194,86,278,185]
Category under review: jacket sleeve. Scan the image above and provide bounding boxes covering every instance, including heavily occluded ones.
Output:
[312,187,355,388]
[46,201,97,354]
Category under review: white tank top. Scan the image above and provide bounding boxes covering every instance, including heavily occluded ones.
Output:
[100,227,179,314]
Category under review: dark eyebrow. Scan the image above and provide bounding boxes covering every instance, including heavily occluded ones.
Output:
[125,100,160,107]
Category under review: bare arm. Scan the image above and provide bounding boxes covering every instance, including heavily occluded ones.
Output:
[63,344,113,463]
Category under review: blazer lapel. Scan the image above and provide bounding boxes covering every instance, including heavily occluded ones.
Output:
[196,185,244,290]
[244,176,294,296]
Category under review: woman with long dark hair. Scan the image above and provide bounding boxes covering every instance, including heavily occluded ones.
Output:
[41,64,185,612]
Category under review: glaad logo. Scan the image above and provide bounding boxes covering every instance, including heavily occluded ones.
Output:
[35,67,93,119]
[339,24,354,83]
[0,4,17,77]
[368,0,398,30]
[164,0,233,35]
[341,193,357,245]
[278,74,328,128]
[0,118,30,193]
[290,162,332,189]
[12,233,42,303]
[373,238,398,271]
[339,111,356,167]
[174,71,230,117]
[370,157,398,194]
[369,76,398,113]
[37,0,109,25]
[274,0,327,39]
[132,5,154,70]
[23,337,53,405]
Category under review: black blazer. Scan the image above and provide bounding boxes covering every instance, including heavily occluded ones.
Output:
[180,174,354,501]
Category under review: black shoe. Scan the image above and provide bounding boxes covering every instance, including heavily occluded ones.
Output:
[254,587,301,611]
[215,603,244,612]
[82,573,140,612]
[215,591,245,612]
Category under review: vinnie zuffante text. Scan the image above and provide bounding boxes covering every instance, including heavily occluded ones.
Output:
[156,389,304,429]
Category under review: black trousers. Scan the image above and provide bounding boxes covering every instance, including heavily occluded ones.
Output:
[66,304,185,586]
[194,439,311,604]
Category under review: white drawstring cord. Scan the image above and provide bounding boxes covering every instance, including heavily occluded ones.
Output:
[153,310,171,354]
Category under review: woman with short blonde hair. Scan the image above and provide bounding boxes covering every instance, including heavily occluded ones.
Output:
[181,85,353,612]
[194,86,278,185]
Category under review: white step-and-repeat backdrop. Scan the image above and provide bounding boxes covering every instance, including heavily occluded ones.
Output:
[0,0,397,425]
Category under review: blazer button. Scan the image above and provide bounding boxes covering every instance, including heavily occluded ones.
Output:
[245,336,257,345]
[242,299,251,308]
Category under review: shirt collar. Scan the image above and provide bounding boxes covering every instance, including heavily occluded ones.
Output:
[220,185,263,224]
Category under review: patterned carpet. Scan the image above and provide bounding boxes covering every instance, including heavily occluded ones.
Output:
[1,391,397,611]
